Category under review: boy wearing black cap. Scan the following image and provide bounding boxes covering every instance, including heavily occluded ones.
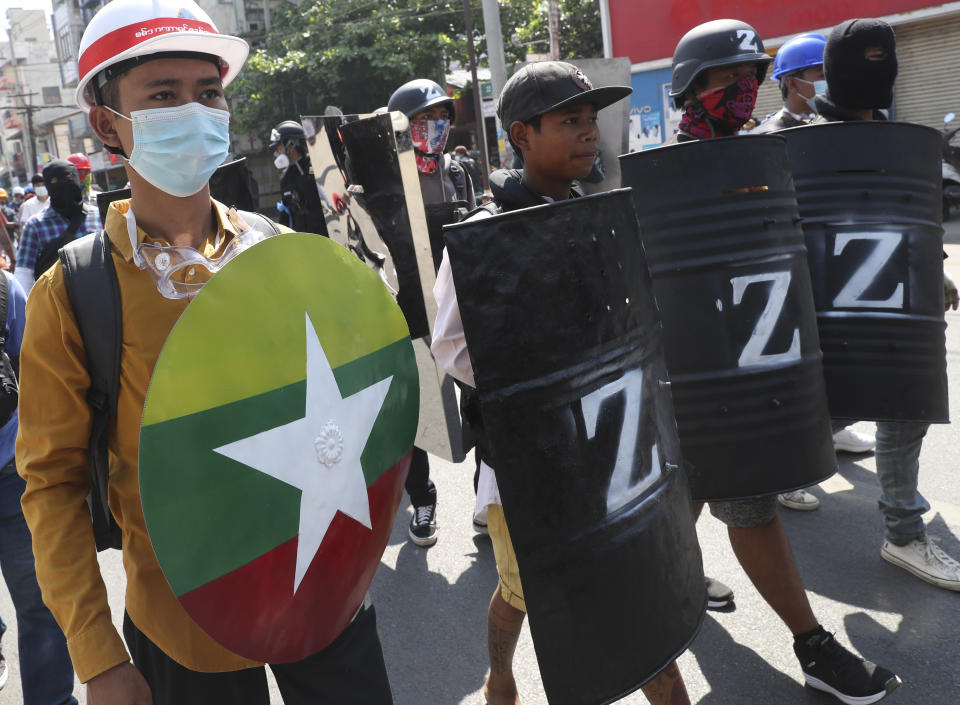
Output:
[432,61,690,705]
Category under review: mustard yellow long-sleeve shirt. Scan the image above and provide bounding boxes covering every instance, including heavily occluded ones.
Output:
[16,199,268,682]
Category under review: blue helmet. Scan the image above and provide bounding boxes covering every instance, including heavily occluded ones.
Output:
[772,33,826,80]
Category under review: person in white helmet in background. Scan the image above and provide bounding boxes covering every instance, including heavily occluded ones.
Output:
[15,1,395,704]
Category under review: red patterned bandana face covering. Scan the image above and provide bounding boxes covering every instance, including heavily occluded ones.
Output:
[411,118,451,174]
[679,75,759,139]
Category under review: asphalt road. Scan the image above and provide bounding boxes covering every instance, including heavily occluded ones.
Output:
[2,252,959,705]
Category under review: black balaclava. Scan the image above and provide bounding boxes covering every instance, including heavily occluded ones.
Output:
[43,160,84,219]
[824,18,898,110]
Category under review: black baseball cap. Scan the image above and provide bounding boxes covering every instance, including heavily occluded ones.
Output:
[496,61,632,127]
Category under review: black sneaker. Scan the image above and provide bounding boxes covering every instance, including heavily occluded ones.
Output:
[705,577,734,610]
[794,630,901,704]
[408,501,437,547]
[0,649,7,690]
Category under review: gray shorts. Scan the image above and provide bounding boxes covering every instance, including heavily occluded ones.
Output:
[709,495,778,528]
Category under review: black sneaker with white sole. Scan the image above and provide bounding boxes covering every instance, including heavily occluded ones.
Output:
[705,576,734,610]
[408,501,437,547]
[794,629,901,704]
[0,649,7,690]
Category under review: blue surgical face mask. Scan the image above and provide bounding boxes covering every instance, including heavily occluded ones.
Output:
[108,103,230,197]
[795,78,828,113]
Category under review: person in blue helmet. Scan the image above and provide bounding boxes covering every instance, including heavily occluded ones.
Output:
[753,33,827,134]
[753,32,879,514]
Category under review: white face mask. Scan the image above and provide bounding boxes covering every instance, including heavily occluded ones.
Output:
[107,102,231,197]
[794,78,828,113]
[35,186,48,198]
[274,152,290,171]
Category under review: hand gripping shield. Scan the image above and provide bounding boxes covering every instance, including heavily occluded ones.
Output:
[443,189,705,705]
[781,121,949,423]
[619,135,836,502]
[303,112,468,461]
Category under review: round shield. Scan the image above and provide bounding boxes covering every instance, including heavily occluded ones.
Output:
[139,232,419,664]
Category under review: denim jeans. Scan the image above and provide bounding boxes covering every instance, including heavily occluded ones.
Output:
[0,460,77,705]
[874,421,930,545]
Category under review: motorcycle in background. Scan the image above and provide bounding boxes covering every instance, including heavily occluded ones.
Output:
[943,113,960,221]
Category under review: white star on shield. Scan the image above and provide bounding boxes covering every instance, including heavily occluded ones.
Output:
[214,313,393,594]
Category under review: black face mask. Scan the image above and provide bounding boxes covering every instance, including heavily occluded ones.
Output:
[824,18,898,110]
[43,161,84,218]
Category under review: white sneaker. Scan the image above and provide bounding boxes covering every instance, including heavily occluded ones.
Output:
[833,427,876,453]
[777,489,820,511]
[882,537,960,591]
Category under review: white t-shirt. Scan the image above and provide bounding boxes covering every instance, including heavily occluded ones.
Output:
[17,196,47,226]
[431,210,501,521]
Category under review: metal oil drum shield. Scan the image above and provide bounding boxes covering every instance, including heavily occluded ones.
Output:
[303,113,466,461]
[781,121,949,422]
[208,157,256,212]
[95,159,255,222]
[443,189,704,705]
[619,135,836,502]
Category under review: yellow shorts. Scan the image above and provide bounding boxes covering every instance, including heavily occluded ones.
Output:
[486,504,526,612]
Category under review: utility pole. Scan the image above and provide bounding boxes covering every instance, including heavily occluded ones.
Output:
[7,22,36,178]
[548,0,561,60]
[481,0,506,99]
[231,0,242,34]
[480,0,507,166]
[462,0,490,190]
[264,0,271,31]
[7,93,39,178]
[23,94,37,176]
[598,0,613,59]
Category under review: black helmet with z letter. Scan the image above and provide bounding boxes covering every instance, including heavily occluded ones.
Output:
[387,79,456,122]
[670,19,772,107]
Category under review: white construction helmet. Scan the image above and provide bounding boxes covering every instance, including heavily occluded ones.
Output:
[76,0,249,112]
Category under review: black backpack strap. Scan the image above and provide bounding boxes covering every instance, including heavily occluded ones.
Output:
[236,209,282,236]
[59,231,123,551]
[448,159,468,202]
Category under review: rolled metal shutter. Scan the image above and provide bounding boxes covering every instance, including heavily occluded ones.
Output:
[893,13,960,129]
[753,77,784,126]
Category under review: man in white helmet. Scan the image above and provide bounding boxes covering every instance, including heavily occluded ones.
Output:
[15,1,394,703]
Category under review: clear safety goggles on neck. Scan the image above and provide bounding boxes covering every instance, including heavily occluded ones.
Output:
[126,207,274,300]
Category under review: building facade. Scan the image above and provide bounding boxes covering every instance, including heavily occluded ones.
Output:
[0,8,80,187]
[600,0,960,151]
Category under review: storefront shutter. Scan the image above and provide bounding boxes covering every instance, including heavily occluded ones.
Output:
[893,13,960,130]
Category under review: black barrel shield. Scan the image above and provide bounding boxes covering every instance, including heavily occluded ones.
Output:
[209,157,256,212]
[304,113,466,461]
[781,121,949,422]
[443,189,704,705]
[97,159,256,222]
[619,135,836,502]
